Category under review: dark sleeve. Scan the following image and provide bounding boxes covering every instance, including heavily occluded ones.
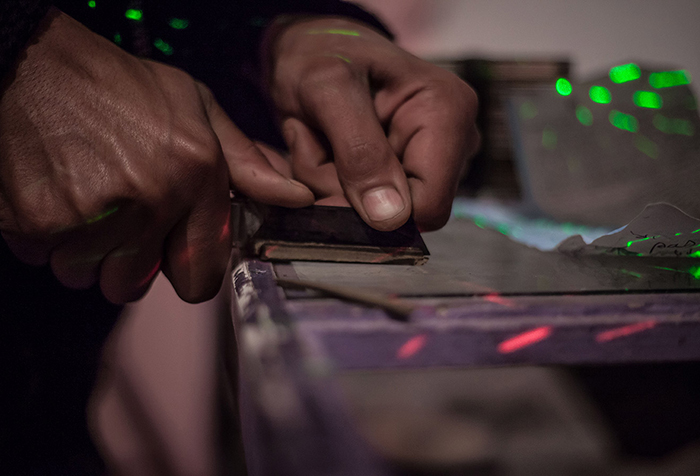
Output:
[0,0,52,81]
[48,0,392,147]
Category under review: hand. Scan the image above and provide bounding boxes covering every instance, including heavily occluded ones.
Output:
[267,17,479,231]
[0,9,314,303]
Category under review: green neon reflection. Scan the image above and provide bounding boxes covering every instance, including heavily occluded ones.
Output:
[620,269,642,278]
[609,110,639,133]
[113,33,122,45]
[307,29,360,36]
[635,135,659,159]
[589,86,612,104]
[653,114,695,136]
[689,251,700,258]
[627,235,656,248]
[154,38,174,55]
[654,265,700,279]
[168,18,189,29]
[575,105,593,126]
[86,206,119,224]
[88,0,96,7]
[556,78,572,96]
[324,54,351,64]
[633,91,663,109]
[542,127,557,150]
[474,216,487,229]
[649,70,691,88]
[125,9,143,21]
[519,101,538,120]
[689,266,700,279]
[609,63,641,83]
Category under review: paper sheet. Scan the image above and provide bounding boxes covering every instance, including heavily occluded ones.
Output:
[558,203,700,257]
[451,199,700,257]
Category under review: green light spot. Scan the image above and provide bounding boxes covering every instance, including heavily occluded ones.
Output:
[694,229,700,234]
[609,110,639,133]
[556,78,572,96]
[497,224,510,236]
[113,33,122,45]
[653,114,694,136]
[125,9,143,21]
[168,18,189,29]
[689,251,700,258]
[307,29,360,37]
[88,0,96,8]
[634,135,659,159]
[649,70,691,88]
[519,101,538,120]
[542,127,557,150]
[609,63,641,83]
[575,105,593,126]
[627,236,656,248]
[689,266,700,279]
[654,266,679,272]
[589,86,612,104]
[627,236,653,248]
[676,233,683,236]
[86,206,119,224]
[474,216,487,229]
[653,114,670,133]
[672,119,694,136]
[633,91,663,109]
[620,269,642,278]
[153,38,174,56]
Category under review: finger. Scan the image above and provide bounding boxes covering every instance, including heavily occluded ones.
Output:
[282,118,344,199]
[315,196,351,207]
[160,178,231,303]
[200,84,314,208]
[297,61,411,231]
[99,238,163,303]
[387,85,479,231]
[49,206,142,290]
[254,142,293,179]
[2,232,55,266]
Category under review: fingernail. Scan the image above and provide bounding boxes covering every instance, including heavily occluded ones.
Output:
[288,178,307,189]
[362,187,405,222]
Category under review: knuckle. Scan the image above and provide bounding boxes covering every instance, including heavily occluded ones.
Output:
[339,140,389,181]
[171,129,222,176]
[300,59,356,98]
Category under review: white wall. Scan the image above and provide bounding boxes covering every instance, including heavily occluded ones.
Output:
[355,0,700,89]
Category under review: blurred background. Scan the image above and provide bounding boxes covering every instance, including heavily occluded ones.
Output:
[354,0,700,84]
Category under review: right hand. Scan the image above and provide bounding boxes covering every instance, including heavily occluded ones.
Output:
[0,9,314,303]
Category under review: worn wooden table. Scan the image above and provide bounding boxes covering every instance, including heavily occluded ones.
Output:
[228,216,700,476]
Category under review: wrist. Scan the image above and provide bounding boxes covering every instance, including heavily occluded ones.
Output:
[0,1,54,84]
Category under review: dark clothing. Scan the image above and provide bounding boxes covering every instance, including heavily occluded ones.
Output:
[0,2,388,474]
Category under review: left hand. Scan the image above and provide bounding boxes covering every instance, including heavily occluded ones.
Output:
[267,17,479,232]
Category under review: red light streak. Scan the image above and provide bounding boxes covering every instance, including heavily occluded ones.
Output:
[596,320,657,342]
[219,218,230,242]
[397,334,427,359]
[483,292,515,307]
[498,326,552,354]
[138,259,162,287]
